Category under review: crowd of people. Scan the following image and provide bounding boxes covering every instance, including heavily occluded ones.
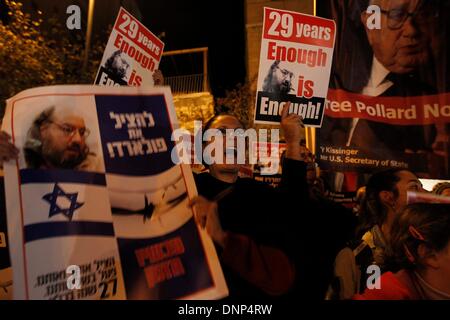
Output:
[0,0,449,304]
[0,79,448,300]
[1,0,450,303]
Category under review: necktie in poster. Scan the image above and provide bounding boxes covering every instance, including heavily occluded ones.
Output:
[316,0,450,204]
[2,85,227,300]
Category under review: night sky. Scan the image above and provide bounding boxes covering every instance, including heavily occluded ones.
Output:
[137,0,246,97]
[0,0,247,97]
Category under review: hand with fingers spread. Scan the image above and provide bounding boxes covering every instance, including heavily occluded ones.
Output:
[280,102,306,161]
[189,196,227,248]
[0,131,19,164]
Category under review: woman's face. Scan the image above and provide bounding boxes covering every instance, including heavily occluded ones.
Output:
[393,170,425,211]
[206,115,244,184]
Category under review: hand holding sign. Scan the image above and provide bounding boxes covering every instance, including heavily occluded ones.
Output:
[281,102,310,162]
[281,102,303,144]
[189,196,227,248]
[0,131,19,163]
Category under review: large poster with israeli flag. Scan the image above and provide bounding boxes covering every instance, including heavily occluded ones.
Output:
[254,7,336,126]
[2,85,227,300]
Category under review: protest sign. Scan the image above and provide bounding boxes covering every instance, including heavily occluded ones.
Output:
[95,7,164,87]
[254,7,336,127]
[252,142,286,187]
[318,91,450,175]
[316,1,450,203]
[2,85,227,300]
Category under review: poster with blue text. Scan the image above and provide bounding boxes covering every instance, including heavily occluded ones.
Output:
[2,85,227,300]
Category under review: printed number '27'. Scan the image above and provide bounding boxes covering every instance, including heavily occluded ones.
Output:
[100,279,118,299]
[267,11,293,38]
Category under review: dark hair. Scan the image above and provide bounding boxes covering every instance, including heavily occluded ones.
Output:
[389,203,450,270]
[105,50,129,79]
[357,168,408,237]
[203,113,245,132]
[23,107,55,168]
[23,107,91,169]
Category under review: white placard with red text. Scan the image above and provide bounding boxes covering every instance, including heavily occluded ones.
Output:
[95,7,164,87]
[254,7,335,127]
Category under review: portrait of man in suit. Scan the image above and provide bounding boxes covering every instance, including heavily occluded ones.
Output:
[349,0,440,152]
[318,0,450,190]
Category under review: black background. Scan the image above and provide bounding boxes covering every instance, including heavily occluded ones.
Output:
[137,0,246,97]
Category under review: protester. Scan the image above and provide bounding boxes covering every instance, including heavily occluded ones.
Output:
[0,69,359,300]
[357,168,425,264]
[189,105,311,298]
[353,186,366,216]
[326,168,426,299]
[0,100,311,298]
[152,70,309,297]
[298,164,357,300]
[355,203,450,300]
[276,133,357,300]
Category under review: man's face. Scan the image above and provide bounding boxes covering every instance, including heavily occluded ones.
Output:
[394,170,425,210]
[207,115,244,183]
[363,0,435,74]
[272,66,293,94]
[40,113,88,169]
[112,54,130,79]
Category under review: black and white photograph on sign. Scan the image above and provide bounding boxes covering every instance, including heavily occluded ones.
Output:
[2,0,450,310]
[94,7,165,87]
[262,60,295,95]
[104,50,132,84]
[254,7,336,127]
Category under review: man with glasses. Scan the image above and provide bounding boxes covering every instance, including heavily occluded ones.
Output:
[350,0,441,155]
[340,0,440,153]
[23,106,97,170]
[319,0,446,195]
[361,0,438,84]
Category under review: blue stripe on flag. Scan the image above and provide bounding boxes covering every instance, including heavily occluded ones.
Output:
[24,221,115,243]
[20,169,106,186]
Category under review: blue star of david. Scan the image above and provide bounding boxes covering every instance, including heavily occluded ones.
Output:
[42,184,84,221]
